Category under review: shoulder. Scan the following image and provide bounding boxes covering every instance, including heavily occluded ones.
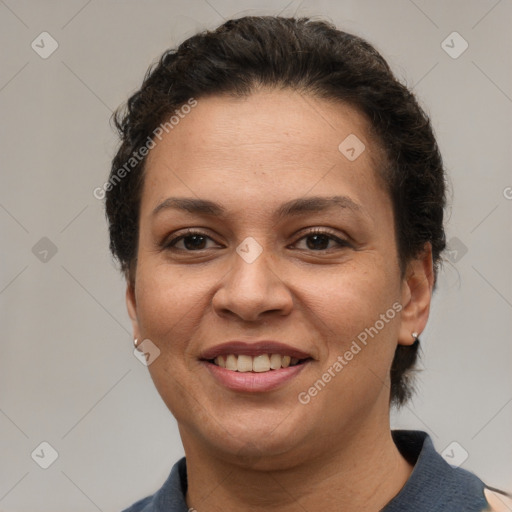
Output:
[120,457,189,512]
[387,430,504,511]
[484,487,512,511]
[121,495,153,512]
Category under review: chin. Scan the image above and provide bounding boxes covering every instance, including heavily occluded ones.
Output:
[211,433,309,471]
[204,411,311,463]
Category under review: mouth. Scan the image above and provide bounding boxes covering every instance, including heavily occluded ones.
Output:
[204,353,313,372]
[199,340,314,373]
[199,341,314,392]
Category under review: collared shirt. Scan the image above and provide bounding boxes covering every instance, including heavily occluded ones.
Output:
[122,430,495,511]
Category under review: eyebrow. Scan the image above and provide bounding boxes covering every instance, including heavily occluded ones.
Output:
[151,195,367,220]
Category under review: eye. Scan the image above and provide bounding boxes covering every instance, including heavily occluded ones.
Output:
[162,228,350,252]
[163,229,220,251]
[293,228,351,251]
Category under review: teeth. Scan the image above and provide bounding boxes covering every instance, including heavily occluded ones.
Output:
[269,353,282,370]
[213,353,304,372]
[225,354,237,371]
[237,355,253,372]
[253,354,270,373]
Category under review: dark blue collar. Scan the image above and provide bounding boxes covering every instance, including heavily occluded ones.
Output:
[382,430,487,511]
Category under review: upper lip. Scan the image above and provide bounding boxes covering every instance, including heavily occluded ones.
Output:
[199,341,312,360]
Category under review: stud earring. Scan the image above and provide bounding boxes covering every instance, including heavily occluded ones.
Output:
[134,338,139,348]
[411,332,419,340]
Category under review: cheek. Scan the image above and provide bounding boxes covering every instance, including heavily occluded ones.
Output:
[301,259,401,384]
[298,271,400,415]
[134,268,212,417]
[134,263,212,350]
[302,260,398,330]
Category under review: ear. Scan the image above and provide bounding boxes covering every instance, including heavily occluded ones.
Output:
[126,282,141,341]
[398,242,434,346]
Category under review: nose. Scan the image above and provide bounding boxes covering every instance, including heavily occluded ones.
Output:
[211,245,294,322]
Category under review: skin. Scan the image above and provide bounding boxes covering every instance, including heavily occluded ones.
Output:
[484,488,512,511]
[126,89,434,511]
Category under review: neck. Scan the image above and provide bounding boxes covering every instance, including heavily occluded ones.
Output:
[183,423,414,512]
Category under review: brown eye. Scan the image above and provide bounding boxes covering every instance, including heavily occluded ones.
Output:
[164,230,219,251]
[178,234,208,250]
[294,229,351,251]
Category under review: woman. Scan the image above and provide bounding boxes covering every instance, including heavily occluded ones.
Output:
[105,16,510,512]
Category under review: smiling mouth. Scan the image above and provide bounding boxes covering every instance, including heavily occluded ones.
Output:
[205,354,312,372]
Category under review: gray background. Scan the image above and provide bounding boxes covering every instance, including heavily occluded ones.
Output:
[1,0,511,510]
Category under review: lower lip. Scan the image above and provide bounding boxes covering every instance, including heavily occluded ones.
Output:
[202,360,310,392]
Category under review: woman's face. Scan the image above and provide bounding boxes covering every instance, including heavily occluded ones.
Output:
[127,89,431,467]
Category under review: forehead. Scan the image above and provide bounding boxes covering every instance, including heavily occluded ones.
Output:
[146,89,375,165]
[141,89,389,218]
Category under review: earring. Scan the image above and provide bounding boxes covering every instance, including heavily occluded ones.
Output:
[411,332,419,340]
[134,338,139,348]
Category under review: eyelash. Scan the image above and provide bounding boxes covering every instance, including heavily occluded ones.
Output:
[163,228,351,252]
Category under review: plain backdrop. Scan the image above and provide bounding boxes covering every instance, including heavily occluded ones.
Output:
[1,0,511,510]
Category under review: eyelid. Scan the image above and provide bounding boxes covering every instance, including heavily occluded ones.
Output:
[295,226,346,239]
